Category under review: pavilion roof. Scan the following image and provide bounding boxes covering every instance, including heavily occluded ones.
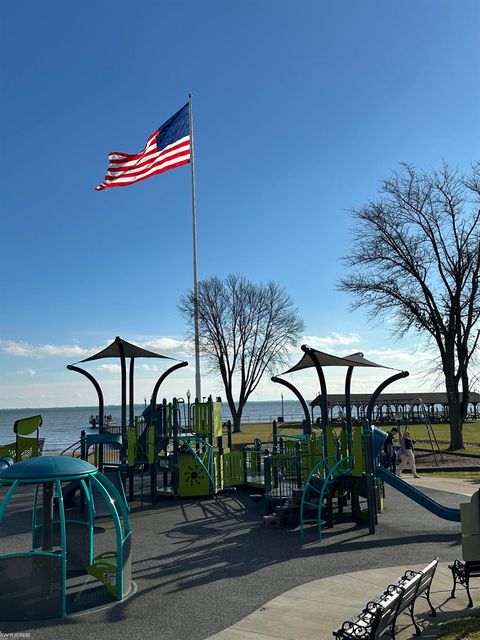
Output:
[310,391,480,408]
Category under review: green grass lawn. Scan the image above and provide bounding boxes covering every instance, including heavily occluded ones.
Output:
[229,421,480,456]
[229,422,306,446]
[407,421,480,455]
[438,611,480,639]
[426,471,480,481]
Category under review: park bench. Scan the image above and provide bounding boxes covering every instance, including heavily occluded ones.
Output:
[450,489,480,608]
[333,557,438,639]
[449,559,480,608]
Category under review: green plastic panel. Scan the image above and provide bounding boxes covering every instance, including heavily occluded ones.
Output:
[213,402,223,438]
[213,451,223,490]
[0,442,16,460]
[192,403,211,437]
[13,415,42,436]
[351,426,365,476]
[23,439,37,461]
[87,552,118,597]
[146,426,155,464]
[222,451,244,487]
[339,430,348,459]
[127,427,137,467]
[177,455,211,496]
[324,427,339,473]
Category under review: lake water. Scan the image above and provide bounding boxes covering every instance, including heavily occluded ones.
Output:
[0,400,309,452]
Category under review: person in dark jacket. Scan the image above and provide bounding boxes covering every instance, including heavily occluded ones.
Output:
[383,427,399,474]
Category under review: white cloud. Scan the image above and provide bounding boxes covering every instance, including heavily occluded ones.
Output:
[96,364,121,374]
[365,347,430,365]
[0,339,96,359]
[0,336,190,361]
[140,337,190,354]
[140,364,159,372]
[16,368,37,377]
[302,333,362,349]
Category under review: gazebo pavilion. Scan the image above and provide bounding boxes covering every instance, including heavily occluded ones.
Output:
[310,391,480,424]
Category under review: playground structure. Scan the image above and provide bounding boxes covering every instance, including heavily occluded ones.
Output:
[63,341,460,542]
[127,395,232,503]
[67,336,188,438]
[266,345,461,535]
[0,342,467,626]
[64,337,238,504]
[61,339,461,538]
[0,414,43,462]
[0,456,132,621]
[0,336,457,543]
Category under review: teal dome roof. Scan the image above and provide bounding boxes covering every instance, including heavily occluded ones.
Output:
[0,456,97,483]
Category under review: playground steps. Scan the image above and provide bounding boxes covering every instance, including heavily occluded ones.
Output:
[263,514,280,527]
[263,499,300,528]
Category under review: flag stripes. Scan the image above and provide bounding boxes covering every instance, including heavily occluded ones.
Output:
[96,103,190,190]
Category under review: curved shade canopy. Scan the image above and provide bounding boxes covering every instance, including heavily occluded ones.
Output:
[76,336,175,363]
[283,348,393,375]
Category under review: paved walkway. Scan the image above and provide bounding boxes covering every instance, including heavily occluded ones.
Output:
[407,474,480,497]
[208,561,478,639]
[209,477,479,640]
[0,473,478,640]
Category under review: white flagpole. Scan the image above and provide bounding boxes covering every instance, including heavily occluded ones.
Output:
[189,93,202,402]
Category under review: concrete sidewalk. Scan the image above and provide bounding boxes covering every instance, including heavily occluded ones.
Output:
[209,477,479,640]
[0,470,477,640]
[208,561,478,640]
[406,474,479,497]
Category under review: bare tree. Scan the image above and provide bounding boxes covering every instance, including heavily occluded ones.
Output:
[179,274,304,432]
[339,163,480,450]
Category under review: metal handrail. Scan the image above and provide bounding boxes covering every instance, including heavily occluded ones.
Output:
[60,440,82,458]
[300,455,353,542]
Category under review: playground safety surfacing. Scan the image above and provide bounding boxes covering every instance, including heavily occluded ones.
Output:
[0,479,477,640]
[67,578,138,617]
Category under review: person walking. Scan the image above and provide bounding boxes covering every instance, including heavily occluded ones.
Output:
[383,427,399,474]
[396,430,420,478]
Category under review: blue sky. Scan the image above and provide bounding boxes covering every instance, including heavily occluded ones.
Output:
[0,0,479,409]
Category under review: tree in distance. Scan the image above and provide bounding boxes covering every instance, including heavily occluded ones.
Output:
[179,274,304,432]
[339,162,480,450]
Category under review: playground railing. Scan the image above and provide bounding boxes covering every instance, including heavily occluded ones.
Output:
[61,440,82,458]
[264,450,318,501]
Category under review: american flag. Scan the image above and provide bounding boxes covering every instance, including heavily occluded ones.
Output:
[96,103,190,190]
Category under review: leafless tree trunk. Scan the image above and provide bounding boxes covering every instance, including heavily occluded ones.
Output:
[179,275,304,432]
[339,163,480,449]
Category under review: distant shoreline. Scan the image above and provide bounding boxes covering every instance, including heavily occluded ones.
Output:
[0,399,305,412]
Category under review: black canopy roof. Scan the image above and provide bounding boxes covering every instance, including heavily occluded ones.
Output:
[283,349,393,374]
[76,336,175,364]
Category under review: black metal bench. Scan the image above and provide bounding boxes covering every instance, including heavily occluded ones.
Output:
[395,557,438,635]
[333,558,438,639]
[449,559,480,608]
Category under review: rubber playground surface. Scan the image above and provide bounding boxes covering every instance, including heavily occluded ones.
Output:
[0,476,478,640]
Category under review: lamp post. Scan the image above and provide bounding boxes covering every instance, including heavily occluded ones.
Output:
[186,389,191,428]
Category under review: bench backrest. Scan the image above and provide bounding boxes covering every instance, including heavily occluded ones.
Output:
[396,572,422,614]
[466,560,480,577]
[371,585,404,638]
[417,557,439,596]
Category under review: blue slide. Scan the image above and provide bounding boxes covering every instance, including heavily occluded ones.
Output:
[376,466,461,522]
